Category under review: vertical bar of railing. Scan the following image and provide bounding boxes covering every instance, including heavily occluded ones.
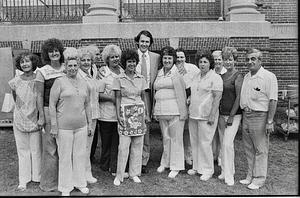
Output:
[143,0,145,20]
[59,0,61,19]
[135,0,137,19]
[83,0,85,16]
[151,0,153,17]
[51,0,54,18]
[183,0,185,19]
[119,0,122,21]
[159,0,161,18]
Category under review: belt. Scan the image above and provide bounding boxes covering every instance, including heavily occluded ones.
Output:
[243,107,266,113]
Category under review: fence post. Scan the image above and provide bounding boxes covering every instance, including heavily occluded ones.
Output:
[227,0,265,21]
[82,0,119,23]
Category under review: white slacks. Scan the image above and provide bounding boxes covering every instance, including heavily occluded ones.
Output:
[85,119,97,181]
[116,135,144,182]
[218,114,242,183]
[57,126,87,193]
[159,115,185,170]
[13,126,42,185]
[189,114,218,175]
[183,120,193,164]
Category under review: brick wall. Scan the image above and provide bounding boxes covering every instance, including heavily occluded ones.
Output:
[258,0,297,23]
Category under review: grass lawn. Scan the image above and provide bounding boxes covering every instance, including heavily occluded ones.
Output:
[0,120,298,196]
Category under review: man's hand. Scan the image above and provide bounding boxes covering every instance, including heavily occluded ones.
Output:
[266,122,274,135]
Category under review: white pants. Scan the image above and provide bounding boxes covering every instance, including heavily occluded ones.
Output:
[159,115,185,170]
[116,135,144,182]
[218,114,242,183]
[57,126,87,193]
[189,115,218,175]
[85,119,97,181]
[183,120,193,164]
[13,126,42,185]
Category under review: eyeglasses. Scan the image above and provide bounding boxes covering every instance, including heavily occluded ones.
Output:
[245,57,258,62]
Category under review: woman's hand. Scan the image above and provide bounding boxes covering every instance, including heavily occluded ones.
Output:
[186,97,191,106]
[37,116,45,130]
[226,116,234,127]
[50,127,58,138]
[207,115,215,125]
[145,115,151,123]
[87,124,93,137]
[117,115,125,127]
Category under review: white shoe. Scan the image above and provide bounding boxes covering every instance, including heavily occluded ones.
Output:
[200,174,212,181]
[218,173,224,180]
[247,183,260,190]
[113,177,121,186]
[157,166,165,173]
[132,176,141,183]
[168,170,179,178]
[76,187,89,194]
[111,172,116,176]
[16,184,26,191]
[87,177,97,184]
[61,191,70,196]
[124,172,129,178]
[240,178,251,185]
[225,179,234,186]
[187,169,197,175]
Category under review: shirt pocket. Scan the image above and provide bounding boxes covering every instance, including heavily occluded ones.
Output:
[250,82,266,101]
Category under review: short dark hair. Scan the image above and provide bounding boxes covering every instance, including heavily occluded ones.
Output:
[159,46,177,70]
[120,49,139,70]
[15,52,41,72]
[195,49,215,70]
[134,30,154,47]
[175,48,186,55]
[41,38,64,65]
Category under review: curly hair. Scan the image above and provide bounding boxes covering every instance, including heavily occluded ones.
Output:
[222,47,238,61]
[63,47,79,63]
[15,52,42,72]
[134,30,154,47]
[77,47,94,60]
[85,45,100,57]
[195,49,215,70]
[159,46,177,70]
[120,49,139,70]
[101,44,122,66]
[41,38,64,65]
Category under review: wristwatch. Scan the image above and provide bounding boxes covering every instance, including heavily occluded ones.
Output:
[267,120,273,125]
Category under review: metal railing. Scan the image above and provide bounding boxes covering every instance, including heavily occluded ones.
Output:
[119,0,222,22]
[0,0,89,24]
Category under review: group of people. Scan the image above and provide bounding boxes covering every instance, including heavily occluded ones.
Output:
[9,29,278,196]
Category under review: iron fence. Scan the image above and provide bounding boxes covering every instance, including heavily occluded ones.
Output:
[0,0,89,24]
[119,0,222,22]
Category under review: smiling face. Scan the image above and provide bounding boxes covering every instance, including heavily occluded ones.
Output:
[198,57,211,74]
[108,53,120,68]
[48,48,61,62]
[94,49,101,63]
[213,54,223,71]
[125,59,137,73]
[162,55,174,71]
[176,51,186,65]
[20,56,33,73]
[80,54,92,73]
[246,52,261,74]
[223,55,235,71]
[66,59,79,78]
[138,34,151,53]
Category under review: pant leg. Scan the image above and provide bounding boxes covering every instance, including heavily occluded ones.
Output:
[85,119,97,180]
[99,121,113,171]
[242,112,256,181]
[220,115,242,183]
[197,115,218,175]
[183,119,192,164]
[29,131,42,182]
[90,120,100,159]
[247,112,269,186]
[189,118,199,171]
[116,135,131,182]
[128,135,144,177]
[158,119,171,168]
[109,122,119,173]
[73,126,88,188]
[142,123,150,166]
[212,128,220,161]
[57,129,74,193]
[168,116,185,171]
[13,126,31,185]
[40,107,58,192]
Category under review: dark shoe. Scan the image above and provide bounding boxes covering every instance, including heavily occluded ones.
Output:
[141,165,149,174]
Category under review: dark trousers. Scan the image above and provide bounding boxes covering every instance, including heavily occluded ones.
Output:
[99,120,119,173]
[90,120,100,160]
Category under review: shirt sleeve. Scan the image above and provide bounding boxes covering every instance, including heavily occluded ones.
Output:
[8,78,16,91]
[98,79,106,93]
[267,73,278,100]
[49,78,61,127]
[212,74,223,92]
[111,78,121,91]
[35,69,45,83]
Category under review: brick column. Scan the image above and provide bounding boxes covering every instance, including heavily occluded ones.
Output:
[227,0,265,21]
[82,0,119,23]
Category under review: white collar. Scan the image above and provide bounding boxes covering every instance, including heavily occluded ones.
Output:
[138,49,149,58]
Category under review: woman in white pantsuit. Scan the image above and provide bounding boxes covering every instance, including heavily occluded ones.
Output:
[9,52,43,191]
[187,50,223,181]
[153,46,188,178]
[49,48,91,196]
[217,47,243,186]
